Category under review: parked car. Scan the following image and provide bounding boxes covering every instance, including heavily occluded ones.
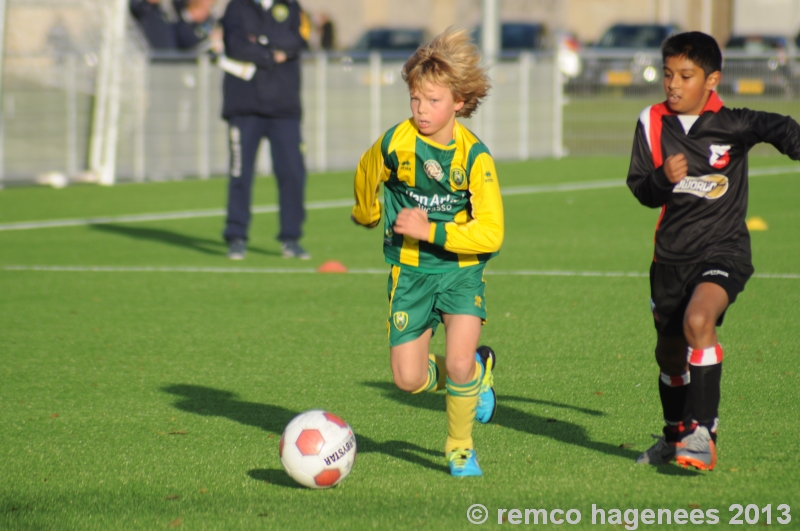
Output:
[349,28,426,57]
[720,35,796,97]
[472,22,547,51]
[472,22,583,78]
[570,23,680,93]
[595,23,677,49]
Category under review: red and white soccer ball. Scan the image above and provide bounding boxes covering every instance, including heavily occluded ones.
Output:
[279,409,357,489]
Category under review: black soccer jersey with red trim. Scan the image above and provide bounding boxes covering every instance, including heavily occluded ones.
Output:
[627,91,800,265]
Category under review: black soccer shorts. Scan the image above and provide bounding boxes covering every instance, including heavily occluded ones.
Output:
[649,259,754,337]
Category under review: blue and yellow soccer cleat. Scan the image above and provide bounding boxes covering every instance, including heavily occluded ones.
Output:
[475,345,497,424]
[447,448,483,477]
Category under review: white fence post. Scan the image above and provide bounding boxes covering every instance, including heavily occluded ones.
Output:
[481,0,500,63]
[552,52,564,159]
[197,53,210,179]
[483,65,495,152]
[97,0,128,185]
[518,52,531,160]
[258,139,273,176]
[89,2,114,179]
[315,51,327,172]
[98,0,128,186]
[133,55,146,182]
[66,54,78,176]
[88,0,128,185]
[0,0,7,185]
[701,0,712,35]
[481,0,499,151]
[369,51,381,143]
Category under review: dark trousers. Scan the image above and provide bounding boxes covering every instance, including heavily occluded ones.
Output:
[223,115,306,243]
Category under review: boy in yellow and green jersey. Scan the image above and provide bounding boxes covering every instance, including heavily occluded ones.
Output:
[352,27,504,477]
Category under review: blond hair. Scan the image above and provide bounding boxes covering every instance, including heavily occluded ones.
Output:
[401,27,490,119]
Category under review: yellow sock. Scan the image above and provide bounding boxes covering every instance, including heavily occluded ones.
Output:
[411,354,448,394]
[444,362,481,454]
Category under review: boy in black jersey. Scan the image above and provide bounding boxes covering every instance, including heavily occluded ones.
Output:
[627,31,800,470]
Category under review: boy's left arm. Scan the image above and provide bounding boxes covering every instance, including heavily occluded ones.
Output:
[427,153,504,254]
[740,109,800,158]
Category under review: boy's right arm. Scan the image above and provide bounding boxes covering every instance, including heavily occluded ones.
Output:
[626,121,675,208]
[352,136,390,228]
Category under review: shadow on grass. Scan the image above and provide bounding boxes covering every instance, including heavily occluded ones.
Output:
[650,464,702,476]
[248,468,305,489]
[361,381,700,476]
[91,224,280,257]
[161,384,449,482]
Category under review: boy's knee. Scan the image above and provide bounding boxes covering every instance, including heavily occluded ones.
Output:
[393,372,426,393]
[446,356,478,385]
[655,350,687,375]
[683,311,715,338]
[654,336,689,374]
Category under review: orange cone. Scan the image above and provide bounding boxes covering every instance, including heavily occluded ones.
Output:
[317,260,348,273]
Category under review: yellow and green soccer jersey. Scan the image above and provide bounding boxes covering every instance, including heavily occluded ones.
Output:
[352,119,504,273]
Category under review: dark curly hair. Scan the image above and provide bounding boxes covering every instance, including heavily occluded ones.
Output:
[662,31,722,76]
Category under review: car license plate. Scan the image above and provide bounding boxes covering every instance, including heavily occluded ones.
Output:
[604,70,632,86]
[734,79,764,95]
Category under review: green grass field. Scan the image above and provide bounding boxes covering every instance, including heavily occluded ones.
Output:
[1,156,798,530]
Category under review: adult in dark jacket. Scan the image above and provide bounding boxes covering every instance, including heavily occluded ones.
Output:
[318,12,335,50]
[130,0,178,50]
[174,0,216,50]
[220,0,311,260]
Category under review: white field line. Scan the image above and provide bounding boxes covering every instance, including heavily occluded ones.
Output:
[0,199,352,232]
[2,265,798,279]
[1,165,798,232]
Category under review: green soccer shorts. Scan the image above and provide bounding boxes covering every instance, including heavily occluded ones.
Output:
[386,264,487,347]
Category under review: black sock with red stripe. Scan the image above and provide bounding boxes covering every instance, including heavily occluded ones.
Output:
[658,371,690,443]
[689,345,723,444]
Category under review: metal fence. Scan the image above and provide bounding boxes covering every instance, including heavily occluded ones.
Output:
[121,51,562,182]
[0,50,560,185]
[1,48,797,186]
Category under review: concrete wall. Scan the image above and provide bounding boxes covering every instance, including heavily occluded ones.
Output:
[295,0,738,49]
[205,0,790,50]
[297,0,482,49]
[732,0,800,36]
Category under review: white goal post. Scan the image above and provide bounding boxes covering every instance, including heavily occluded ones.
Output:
[0,0,148,186]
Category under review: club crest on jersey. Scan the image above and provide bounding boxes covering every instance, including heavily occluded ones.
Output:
[449,167,467,190]
[423,160,444,181]
[272,4,289,22]
[392,312,409,331]
[674,174,729,199]
[708,144,731,169]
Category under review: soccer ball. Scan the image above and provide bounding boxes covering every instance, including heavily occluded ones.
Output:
[279,409,357,489]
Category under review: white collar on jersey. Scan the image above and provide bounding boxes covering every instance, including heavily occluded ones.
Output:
[677,114,700,134]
